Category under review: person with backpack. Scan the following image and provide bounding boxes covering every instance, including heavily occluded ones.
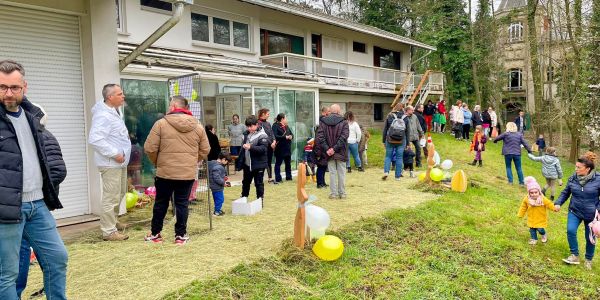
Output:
[382,103,409,181]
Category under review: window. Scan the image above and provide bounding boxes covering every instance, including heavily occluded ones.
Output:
[260,29,304,56]
[311,34,322,57]
[116,0,124,31]
[546,66,554,82]
[353,41,366,53]
[191,13,209,42]
[233,22,249,48]
[191,13,250,49]
[508,22,523,43]
[373,103,383,121]
[508,69,523,90]
[213,18,230,45]
[374,46,400,70]
[140,0,172,11]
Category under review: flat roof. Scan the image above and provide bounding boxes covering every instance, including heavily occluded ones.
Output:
[238,0,437,51]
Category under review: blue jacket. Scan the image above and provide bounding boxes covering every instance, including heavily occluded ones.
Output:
[535,138,546,149]
[208,160,226,192]
[493,132,531,156]
[555,172,600,221]
[462,109,472,126]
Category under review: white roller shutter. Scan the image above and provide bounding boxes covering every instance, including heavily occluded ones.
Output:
[0,5,89,219]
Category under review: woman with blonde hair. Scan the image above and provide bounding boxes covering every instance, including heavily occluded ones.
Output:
[493,122,533,185]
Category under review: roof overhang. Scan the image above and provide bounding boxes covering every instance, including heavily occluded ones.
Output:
[238,0,436,51]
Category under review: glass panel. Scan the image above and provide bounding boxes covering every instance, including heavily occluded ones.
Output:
[254,88,276,120]
[233,22,249,48]
[291,36,305,55]
[278,90,297,166]
[191,13,209,42]
[140,0,172,11]
[121,79,168,190]
[213,17,230,45]
[294,91,315,168]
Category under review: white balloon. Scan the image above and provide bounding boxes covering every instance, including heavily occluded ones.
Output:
[309,227,326,240]
[433,151,440,166]
[441,159,453,170]
[305,204,330,231]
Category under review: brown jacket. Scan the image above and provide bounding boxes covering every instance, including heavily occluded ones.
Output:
[144,113,210,180]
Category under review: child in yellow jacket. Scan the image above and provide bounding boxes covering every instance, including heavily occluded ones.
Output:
[518,176,556,245]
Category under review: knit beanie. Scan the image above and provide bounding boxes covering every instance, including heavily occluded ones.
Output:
[525,176,543,206]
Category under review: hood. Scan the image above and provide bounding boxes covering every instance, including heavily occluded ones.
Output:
[164,113,197,133]
[208,160,221,171]
[321,113,345,126]
[542,154,559,165]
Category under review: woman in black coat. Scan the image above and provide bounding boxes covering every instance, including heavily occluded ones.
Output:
[205,124,221,161]
[273,113,293,183]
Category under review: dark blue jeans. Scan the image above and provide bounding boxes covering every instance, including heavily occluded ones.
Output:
[529,228,546,240]
[567,211,596,260]
[504,154,524,184]
[0,200,68,300]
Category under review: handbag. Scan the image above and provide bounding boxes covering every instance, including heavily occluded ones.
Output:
[589,210,600,245]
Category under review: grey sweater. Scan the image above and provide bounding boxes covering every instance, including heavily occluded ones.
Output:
[8,109,44,202]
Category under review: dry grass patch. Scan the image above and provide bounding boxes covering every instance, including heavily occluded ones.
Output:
[22,168,437,300]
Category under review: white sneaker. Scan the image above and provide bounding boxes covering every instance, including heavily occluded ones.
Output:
[236,197,248,203]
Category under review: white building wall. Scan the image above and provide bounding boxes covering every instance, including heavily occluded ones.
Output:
[119,0,414,71]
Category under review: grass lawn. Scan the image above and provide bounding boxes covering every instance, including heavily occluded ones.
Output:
[165,132,600,299]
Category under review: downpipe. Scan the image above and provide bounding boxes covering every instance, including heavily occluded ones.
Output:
[119,1,187,71]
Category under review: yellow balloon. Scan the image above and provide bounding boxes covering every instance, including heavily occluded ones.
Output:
[313,235,344,261]
[191,89,198,101]
[418,172,427,182]
[173,82,180,95]
[430,168,444,182]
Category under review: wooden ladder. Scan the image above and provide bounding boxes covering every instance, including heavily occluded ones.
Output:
[390,72,413,108]
[407,70,432,106]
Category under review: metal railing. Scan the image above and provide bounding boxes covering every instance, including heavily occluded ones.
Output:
[260,52,445,94]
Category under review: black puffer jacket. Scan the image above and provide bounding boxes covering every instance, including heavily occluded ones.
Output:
[0,99,62,223]
[42,129,67,191]
[236,128,270,171]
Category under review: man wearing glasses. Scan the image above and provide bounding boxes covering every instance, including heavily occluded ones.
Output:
[0,60,68,299]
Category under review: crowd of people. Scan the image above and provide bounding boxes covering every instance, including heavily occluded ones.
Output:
[0,57,598,299]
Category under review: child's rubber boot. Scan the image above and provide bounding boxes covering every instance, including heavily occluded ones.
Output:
[347,167,352,173]
[478,160,482,167]
[469,160,477,166]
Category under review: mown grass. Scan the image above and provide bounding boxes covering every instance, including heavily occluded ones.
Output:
[165,132,600,299]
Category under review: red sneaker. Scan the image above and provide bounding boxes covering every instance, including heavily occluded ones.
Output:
[144,232,163,243]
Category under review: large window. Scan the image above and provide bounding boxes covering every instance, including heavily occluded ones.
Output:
[508,22,523,43]
[508,69,523,90]
[374,46,400,70]
[373,103,383,121]
[260,29,305,56]
[121,79,168,189]
[191,13,250,49]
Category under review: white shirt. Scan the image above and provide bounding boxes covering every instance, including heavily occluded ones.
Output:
[347,121,362,144]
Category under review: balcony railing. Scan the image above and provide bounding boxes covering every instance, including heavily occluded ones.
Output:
[260,52,412,89]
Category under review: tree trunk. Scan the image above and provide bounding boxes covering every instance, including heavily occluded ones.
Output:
[569,134,580,162]
[526,0,544,137]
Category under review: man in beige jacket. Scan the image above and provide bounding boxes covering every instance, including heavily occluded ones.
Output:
[143,96,210,245]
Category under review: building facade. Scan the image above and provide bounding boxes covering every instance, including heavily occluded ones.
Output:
[0,0,441,221]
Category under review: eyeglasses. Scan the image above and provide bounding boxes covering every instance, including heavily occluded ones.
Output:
[0,85,23,94]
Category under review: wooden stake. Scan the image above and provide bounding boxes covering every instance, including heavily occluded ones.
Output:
[294,163,309,248]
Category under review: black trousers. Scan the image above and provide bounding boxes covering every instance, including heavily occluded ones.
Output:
[266,147,274,179]
[151,177,194,237]
[241,165,265,199]
[316,164,327,186]
[274,154,292,182]
[462,124,471,140]
[454,122,462,139]
[410,140,422,167]
[403,163,414,171]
